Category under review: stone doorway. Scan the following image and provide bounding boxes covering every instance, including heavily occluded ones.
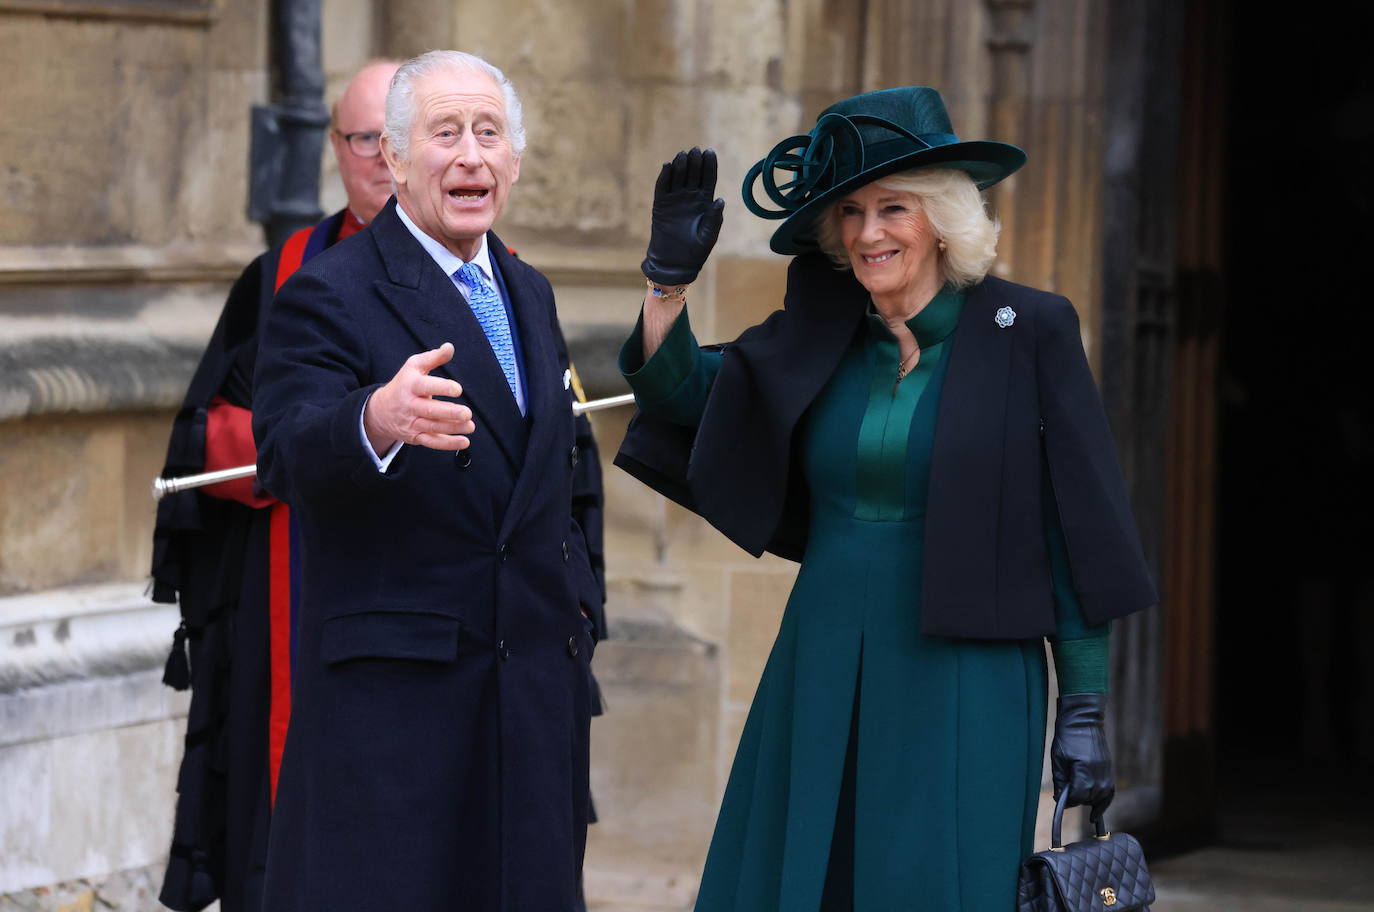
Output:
[1099,0,1374,861]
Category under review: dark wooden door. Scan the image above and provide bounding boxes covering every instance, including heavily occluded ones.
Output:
[1098,0,1226,841]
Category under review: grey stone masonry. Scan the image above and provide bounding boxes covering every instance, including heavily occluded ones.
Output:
[0,584,187,901]
[0,864,214,912]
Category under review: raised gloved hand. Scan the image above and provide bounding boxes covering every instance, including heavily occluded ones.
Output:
[642,147,725,286]
[1051,693,1115,821]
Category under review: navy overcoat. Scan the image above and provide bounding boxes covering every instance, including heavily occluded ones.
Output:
[616,254,1157,639]
[253,199,600,911]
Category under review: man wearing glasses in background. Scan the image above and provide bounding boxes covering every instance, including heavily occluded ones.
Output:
[326,60,403,240]
[151,59,401,912]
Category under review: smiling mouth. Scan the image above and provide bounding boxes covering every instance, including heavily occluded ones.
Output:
[448,188,489,202]
[862,251,897,264]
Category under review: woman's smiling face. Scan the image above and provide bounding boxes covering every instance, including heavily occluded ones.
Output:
[835,183,941,301]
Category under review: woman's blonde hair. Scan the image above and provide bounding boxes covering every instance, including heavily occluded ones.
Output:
[814,167,1000,289]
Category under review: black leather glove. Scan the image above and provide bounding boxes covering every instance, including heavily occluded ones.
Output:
[641,147,725,286]
[1051,693,1115,821]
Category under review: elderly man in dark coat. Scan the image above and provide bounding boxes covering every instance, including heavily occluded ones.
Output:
[252,50,600,911]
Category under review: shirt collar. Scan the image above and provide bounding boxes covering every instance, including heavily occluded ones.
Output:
[394,201,493,283]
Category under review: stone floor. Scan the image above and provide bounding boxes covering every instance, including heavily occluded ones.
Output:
[1148,773,1374,912]
[6,777,1370,912]
[0,866,202,912]
[590,770,1374,912]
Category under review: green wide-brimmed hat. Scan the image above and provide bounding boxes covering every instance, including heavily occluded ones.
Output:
[743,86,1026,255]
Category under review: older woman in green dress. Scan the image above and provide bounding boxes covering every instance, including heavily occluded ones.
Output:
[616,87,1156,911]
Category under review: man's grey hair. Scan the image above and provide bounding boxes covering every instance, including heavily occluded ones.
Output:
[383,50,527,160]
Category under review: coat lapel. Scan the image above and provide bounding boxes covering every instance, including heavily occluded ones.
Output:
[369,202,526,471]
[489,236,564,540]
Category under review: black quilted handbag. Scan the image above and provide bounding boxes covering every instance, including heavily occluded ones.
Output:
[1016,791,1156,911]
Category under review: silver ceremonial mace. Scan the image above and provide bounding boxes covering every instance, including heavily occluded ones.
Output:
[151,392,638,501]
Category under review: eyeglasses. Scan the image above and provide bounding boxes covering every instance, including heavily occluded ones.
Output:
[335,130,382,158]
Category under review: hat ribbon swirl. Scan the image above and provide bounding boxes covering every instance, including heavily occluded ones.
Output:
[743,113,935,220]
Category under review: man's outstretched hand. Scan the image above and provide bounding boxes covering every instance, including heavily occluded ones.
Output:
[363,342,476,455]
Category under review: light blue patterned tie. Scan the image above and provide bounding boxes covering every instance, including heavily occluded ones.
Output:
[455,262,519,402]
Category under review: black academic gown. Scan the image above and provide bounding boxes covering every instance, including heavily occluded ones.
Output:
[152,218,321,912]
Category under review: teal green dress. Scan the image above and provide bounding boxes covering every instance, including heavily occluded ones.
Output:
[623,288,1107,912]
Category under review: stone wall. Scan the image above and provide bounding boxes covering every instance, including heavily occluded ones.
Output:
[0,584,189,907]
[0,0,273,586]
[0,1,270,905]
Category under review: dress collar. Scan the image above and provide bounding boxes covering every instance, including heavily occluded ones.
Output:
[865,284,965,348]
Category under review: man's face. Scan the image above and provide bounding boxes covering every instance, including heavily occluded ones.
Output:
[329,62,400,223]
[382,67,521,261]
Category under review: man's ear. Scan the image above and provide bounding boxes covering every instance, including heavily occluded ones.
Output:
[511,154,521,185]
[380,134,406,188]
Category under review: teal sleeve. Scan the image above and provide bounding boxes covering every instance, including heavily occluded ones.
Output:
[1042,464,1112,694]
[619,305,723,428]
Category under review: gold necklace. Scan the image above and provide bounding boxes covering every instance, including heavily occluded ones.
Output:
[896,346,920,382]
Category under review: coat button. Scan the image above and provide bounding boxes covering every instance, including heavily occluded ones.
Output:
[562,539,569,561]
[456,449,472,468]
[498,639,510,660]
[567,636,579,657]
[569,445,579,468]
